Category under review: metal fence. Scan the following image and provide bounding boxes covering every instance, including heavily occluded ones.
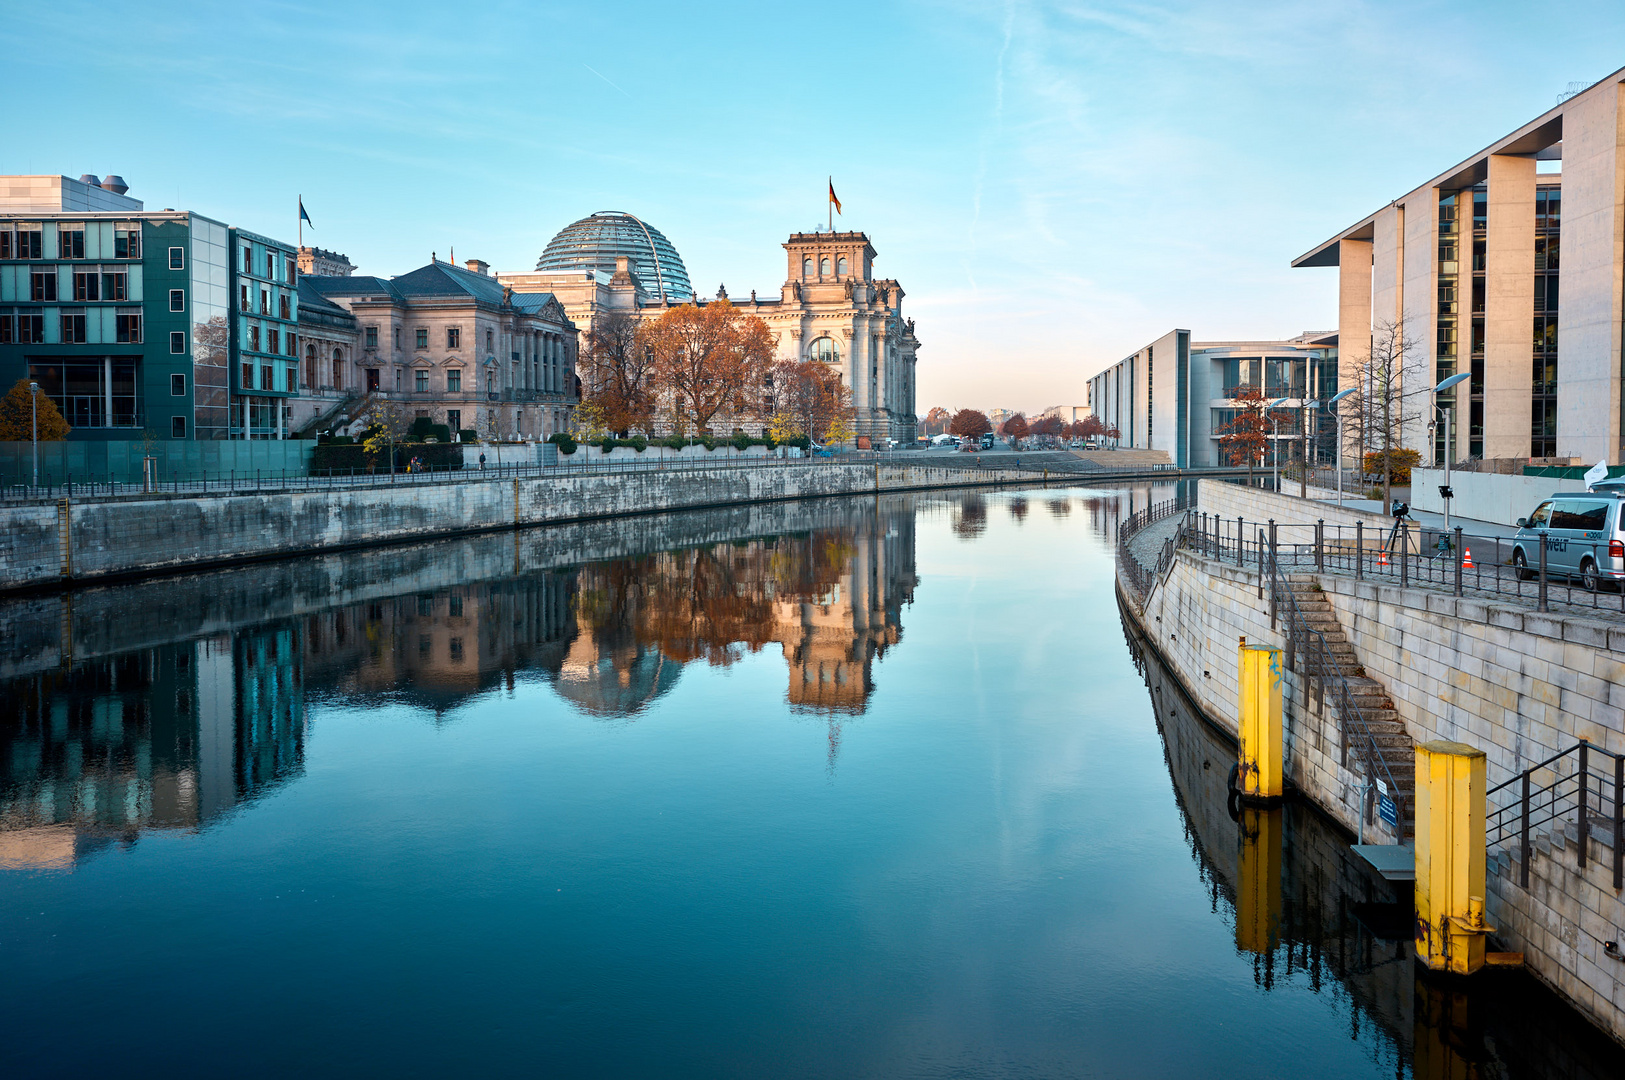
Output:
[1115,494,1192,599]
[1488,740,1625,891]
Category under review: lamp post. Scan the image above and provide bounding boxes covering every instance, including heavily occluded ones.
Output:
[1434,372,1471,535]
[29,380,39,489]
[1328,387,1356,507]
[1268,397,1289,493]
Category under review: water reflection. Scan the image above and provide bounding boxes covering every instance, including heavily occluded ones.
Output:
[1128,620,1625,1079]
[0,499,918,866]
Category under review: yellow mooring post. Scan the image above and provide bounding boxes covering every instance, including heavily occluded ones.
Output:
[1414,740,1490,975]
[1237,640,1284,801]
[1235,805,1282,955]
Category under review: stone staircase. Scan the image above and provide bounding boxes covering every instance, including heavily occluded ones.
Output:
[1284,575,1416,837]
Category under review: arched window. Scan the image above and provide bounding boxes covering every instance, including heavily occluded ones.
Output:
[836,256,848,276]
[809,336,839,364]
[802,257,813,278]
[304,343,317,390]
[332,347,344,391]
[819,257,831,276]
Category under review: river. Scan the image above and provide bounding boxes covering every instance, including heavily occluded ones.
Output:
[2,486,1620,1078]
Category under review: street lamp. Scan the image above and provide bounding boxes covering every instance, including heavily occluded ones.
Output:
[1434,372,1471,534]
[29,380,39,489]
[1268,397,1289,492]
[1327,387,1356,507]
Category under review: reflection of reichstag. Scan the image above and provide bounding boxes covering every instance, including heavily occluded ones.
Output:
[1,628,304,870]
[0,498,920,865]
[1129,623,1625,1079]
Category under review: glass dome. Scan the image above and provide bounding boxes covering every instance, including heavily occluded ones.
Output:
[536,211,693,303]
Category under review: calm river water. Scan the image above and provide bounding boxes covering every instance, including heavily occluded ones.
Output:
[2,486,1621,1078]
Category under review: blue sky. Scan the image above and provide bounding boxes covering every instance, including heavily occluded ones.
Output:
[8,1,1625,412]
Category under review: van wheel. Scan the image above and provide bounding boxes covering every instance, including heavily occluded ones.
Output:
[1582,557,1600,592]
[1514,550,1533,581]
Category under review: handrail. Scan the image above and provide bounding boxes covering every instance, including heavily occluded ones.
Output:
[1116,494,1191,600]
[1486,739,1624,890]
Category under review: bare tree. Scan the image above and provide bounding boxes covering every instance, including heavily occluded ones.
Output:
[1341,316,1429,508]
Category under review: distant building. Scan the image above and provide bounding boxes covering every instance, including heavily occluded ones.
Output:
[306,257,578,440]
[297,246,355,278]
[1038,404,1090,424]
[292,277,361,435]
[1086,330,1336,467]
[498,213,920,444]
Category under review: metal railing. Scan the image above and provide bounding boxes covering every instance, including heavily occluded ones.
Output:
[1181,511,1625,617]
[1488,740,1625,890]
[1259,528,1407,836]
[1116,494,1192,599]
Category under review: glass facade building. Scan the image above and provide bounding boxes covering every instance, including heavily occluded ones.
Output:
[228,228,300,439]
[535,211,693,303]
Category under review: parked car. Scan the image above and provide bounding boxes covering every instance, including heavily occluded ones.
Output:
[1512,488,1625,589]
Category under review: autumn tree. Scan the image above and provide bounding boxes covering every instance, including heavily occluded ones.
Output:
[581,310,656,436]
[948,408,991,440]
[642,300,774,434]
[360,397,410,473]
[1000,412,1029,448]
[0,378,70,441]
[1078,415,1105,443]
[923,406,952,436]
[767,358,855,446]
[1216,386,1293,486]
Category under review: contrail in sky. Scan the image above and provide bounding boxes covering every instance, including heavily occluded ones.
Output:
[582,63,634,100]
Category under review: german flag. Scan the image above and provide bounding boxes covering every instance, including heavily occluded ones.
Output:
[828,178,842,215]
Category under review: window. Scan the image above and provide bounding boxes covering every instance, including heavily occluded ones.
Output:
[280,294,290,320]
[242,362,254,389]
[170,288,185,312]
[332,353,343,389]
[170,331,186,354]
[172,415,187,438]
[288,260,297,285]
[114,227,140,259]
[288,364,297,392]
[249,324,261,350]
[260,289,269,315]
[447,368,461,392]
[17,311,45,343]
[836,256,849,276]
[6,227,43,259]
[365,326,378,348]
[242,246,253,273]
[808,336,839,363]
[415,369,429,392]
[238,284,248,312]
[116,311,141,343]
[394,328,401,348]
[262,365,274,391]
[169,246,185,270]
[73,270,100,301]
[416,328,428,349]
[485,329,493,352]
[266,253,277,281]
[820,257,830,275]
[0,314,10,343]
[447,409,461,432]
[102,271,128,300]
[30,358,140,428]
[60,311,87,343]
[448,327,461,348]
[268,328,280,353]
[31,271,57,301]
[803,257,813,278]
[172,374,186,396]
[58,226,85,259]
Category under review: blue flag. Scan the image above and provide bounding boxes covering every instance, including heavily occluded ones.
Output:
[299,199,313,228]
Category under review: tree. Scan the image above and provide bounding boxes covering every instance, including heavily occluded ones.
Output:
[360,398,409,473]
[642,300,774,434]
[1217,387,1295,487]
[1341,316,1428,509]
[1078,415,1105,443]
[923,406,952,437]
[582,311,655,436]
[767,358,856,446]
[0,379,70,441]
[1000,412,1029,448]
[948,408,991,440]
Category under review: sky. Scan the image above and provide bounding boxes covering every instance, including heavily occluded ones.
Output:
[8,1,1625,415]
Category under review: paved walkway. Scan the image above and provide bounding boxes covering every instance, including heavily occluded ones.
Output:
[1125,513,1184,578]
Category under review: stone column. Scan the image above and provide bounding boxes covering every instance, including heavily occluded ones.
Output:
[1484,154,1536,459]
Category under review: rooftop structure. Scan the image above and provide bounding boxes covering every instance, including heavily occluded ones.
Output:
[0,174,142,213]
[535,211,692,303]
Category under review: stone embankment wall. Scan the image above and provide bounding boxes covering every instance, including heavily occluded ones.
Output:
[1124,479,1625,1043]
[0,464,1008,592]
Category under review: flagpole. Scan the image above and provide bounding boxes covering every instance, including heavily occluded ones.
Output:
[298,194,303,249]
[828,176,832,232]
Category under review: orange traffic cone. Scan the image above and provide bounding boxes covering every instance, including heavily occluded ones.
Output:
[1463,548,1474,569]
[1378,549,1389,567]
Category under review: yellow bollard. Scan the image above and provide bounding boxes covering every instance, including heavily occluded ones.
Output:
[1235,805,1281,955]
[1414,740,1490,975]
[1237,640,1284,800]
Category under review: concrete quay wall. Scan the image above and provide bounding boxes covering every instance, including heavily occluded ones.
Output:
[1129,479,1625,1043]
[0,464,1002,592]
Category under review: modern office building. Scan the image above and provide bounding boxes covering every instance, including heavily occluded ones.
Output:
[306,257,579,440]
[1294,66,1625,466]
[499,216,921,444]
[229,228,301,439]
[1086,330,1336,467]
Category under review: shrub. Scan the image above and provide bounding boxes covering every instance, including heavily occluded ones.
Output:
[548,432,577,455]
[1363,448,1421,484]
[459,429,477,444]
[663,435,688,450]
[731,431,752,451]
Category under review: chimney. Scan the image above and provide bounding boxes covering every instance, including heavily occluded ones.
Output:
[466,259,490,275]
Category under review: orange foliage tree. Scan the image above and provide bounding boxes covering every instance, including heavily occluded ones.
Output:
[641,300,774,434]
[581,311,656,436]
[1000,413,1028,448]
[1217,386,1292,484]
[767,358,855,445]
[948,408,991,440]
[0,378,71,441]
